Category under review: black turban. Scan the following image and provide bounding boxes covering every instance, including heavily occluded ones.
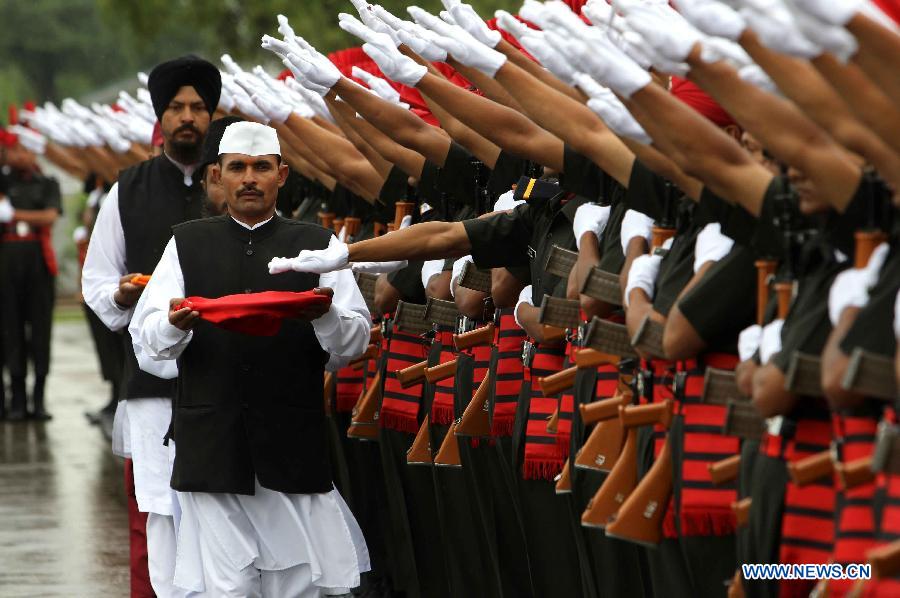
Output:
[199,116,244,172]
[147,55,222,121]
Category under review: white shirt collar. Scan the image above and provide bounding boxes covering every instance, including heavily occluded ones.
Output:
[164,152,197,187]
[231,215,274,231]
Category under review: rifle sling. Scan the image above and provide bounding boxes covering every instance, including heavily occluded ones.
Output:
[544,245,577,279]
[538,296,581,330]
[580,267,622,306]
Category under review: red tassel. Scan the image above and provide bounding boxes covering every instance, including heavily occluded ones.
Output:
[380,412,419,435]
[431,404,455,425]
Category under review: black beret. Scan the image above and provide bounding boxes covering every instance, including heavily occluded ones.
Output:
[199,116,244,171]
[147,55,222,121]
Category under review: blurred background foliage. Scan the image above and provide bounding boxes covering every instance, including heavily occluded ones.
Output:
[0,0,516,121]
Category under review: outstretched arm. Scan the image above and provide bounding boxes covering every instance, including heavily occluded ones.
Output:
[847,12,900,106]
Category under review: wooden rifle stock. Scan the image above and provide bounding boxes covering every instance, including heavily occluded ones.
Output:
[538,366,578,397]
[318,212,335,230]
[369,324,383,345]
[455,373,492,437]
[396,361,428,388]
[867,538,900,579]
[555,458,572,494]
[574,348,620,370]
[373,222,387,237]
[580,393,632,425]
[343,216,361,239]
[453,324,494,351]
[787,450,834,486]
[425,359,458,384]
[620,400,674,430]
[651,226,675,250]
[332,218,344,235]
[348,371,382,440]
[575,417,626,472]
[393,201,415,230]
[774,281,792,320]
[732,497,751,527]
[349,344,378,370]
[708,455,742,486]
[386,223,396,233]
[546,407,560,434]
[541,325,568,345]
[434,422,462,467]
[855,230,887,269]
[324,372,334,415]
[835,456,875,491]
[728,569,745,598]
[407,419,432,464]
[582,428,638,528]
[605,440,673,547]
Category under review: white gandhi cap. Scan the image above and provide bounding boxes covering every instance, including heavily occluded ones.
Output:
[218,121,281,157]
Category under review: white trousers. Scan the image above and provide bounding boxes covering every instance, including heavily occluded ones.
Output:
[148,513,187,598]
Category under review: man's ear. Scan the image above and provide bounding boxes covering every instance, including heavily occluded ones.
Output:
[277,161,289,188]
[210,163,221,185]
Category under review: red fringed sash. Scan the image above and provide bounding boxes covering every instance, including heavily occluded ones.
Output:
[379,325,430,434]
[491,309,526,437]
[522,342,567,481]
[430,329,458,425]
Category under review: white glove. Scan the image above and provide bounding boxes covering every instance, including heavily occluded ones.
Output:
[340,15,428,86]
[788,0,862,26]
[73,225,89,244]
[619,209,654,253]
[573,203,612,250]
[739,64,778,93]
[576,75,652,144]
[693,223,734,272]
[519,0,554,30]
[7,125,47,155]
[738,324,763,362]
[221,54,245,76]
[442,0,502,48]
[349,0,403,46]
[828,267,871,325]
[285,77,335,122]
[624,253,663,307]
[408,6,508,77]
[672,0,747,41]
[396,26,449,62]
[421,259,446,288]
[740,0,823,59]
[554,32,651,98]
[352,67,402,105]
[514,285,534,329]
[351,260,409,274]
[785,5,858,62]
[616,0,704,64]
[699,36,754,68]
[250,91,293,124]
[450,255,474,297]
[268,242,350,274]
[0,198,14,224]
[494,189,524,211]
[758,319,784,364]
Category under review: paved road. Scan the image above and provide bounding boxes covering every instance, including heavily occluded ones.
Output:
[0,319,129,597]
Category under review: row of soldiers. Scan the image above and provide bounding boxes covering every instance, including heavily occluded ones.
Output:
[8,0,900,596]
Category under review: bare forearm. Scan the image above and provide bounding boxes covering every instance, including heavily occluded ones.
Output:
[347,221,471,262]
[752,364,797,417]
[417,88,501,168]
[822,307,864,409]
[847,13,900,105]
[15,208,59,227]
[328,99,393,178]
[446,58,523,111]
[496,39,586,102]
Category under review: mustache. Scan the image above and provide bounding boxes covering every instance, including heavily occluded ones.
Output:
[174,124,200,136]
[236,186,263,197]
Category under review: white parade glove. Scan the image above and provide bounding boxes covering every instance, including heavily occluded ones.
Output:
[494,189,525,211]
[740,0,824,59]
[397,26,449,62]
[788,0,862,26]
[699,36,754,68]
[73,225,89,244]
[285,77,335,122]
[573,203,612,250]
[251,92,293,123]
[576,75,652,144]
[619,209,654,253]
[616,0,704,63]
[758,319,784,364]
[224,77,268,121]
[349,0,403,46]
[624,253,663,307]
[351,260,409,274]
[443,0,503,48]
[559,32,651,98]
[784,5,859,62]
[672,0,748,41]
[408,6,508,77]
[862,242,890,282]
[0,198,14,224]
[351,67,405,106]
[738,324,763,362]
[421,259,446,288]
[221,54,245,76]
[450,255,474,297]
[514,285,534,329]
[8,125,47,155]
[519,0,554,30]
[828,267,871,325]
[693,223,734,272]
[284,50,342,94]
[137,71,149,86]
[340,15,428,86]
[268,242,350,274]
[739,64,779,93]
[218,80,236,112]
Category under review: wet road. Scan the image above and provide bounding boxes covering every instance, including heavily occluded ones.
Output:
[0,319,129,597]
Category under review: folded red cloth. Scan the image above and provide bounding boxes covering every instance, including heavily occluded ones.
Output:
[177,291,332,336]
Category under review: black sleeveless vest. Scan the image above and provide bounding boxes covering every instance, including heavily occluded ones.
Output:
[117,155,203,399]
[170,215,335,495]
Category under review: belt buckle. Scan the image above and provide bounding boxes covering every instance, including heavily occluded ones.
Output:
[16,221,30,237]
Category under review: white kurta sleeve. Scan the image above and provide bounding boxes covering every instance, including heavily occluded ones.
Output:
[130,237,194,362]
[313,236,372,361]
[82,183,133,331]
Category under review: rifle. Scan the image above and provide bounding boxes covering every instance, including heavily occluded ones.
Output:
[854,170,890,269]
[631,315,666,360]
[407,417,433,465]
[732,497,752,528]
[702,368,746,407]
[580,267,622,306]
[425,360,458,384]
[841,348,897,401]
[393,301,431,335]
[544,245,578,279]
[603,400,676,546]
[581,400,674,532]
[348,371,382,441]
[332,218,344,236]
[434,421,462,467]
[455,372,493,437]
[723,400,766,441]
[393,201,415,230]
[651,180,679,251]
[575,391,631,472]
[355,272,379,315]
[453,323,494,351]
[555,457,573,494]
[349,344,378,371]
[318,211,335,230]
[324,371,334,416]
[457,260,492,293]
[397,361,429,389]
[583,317,639,360]
[370,324,383,345]
[709,454,742,486]
[784,352,834,486]
[425,298,465,466]
[343,216,361,241]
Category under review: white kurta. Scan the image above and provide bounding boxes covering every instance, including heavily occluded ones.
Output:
[131,216,372,593]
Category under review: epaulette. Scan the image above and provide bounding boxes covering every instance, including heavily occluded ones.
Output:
[513,176,559,204]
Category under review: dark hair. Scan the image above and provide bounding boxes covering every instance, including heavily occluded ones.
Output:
[216,154,282,166]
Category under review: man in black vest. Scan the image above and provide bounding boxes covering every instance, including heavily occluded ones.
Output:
[81,55,220,598]
[131,121,371,597]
